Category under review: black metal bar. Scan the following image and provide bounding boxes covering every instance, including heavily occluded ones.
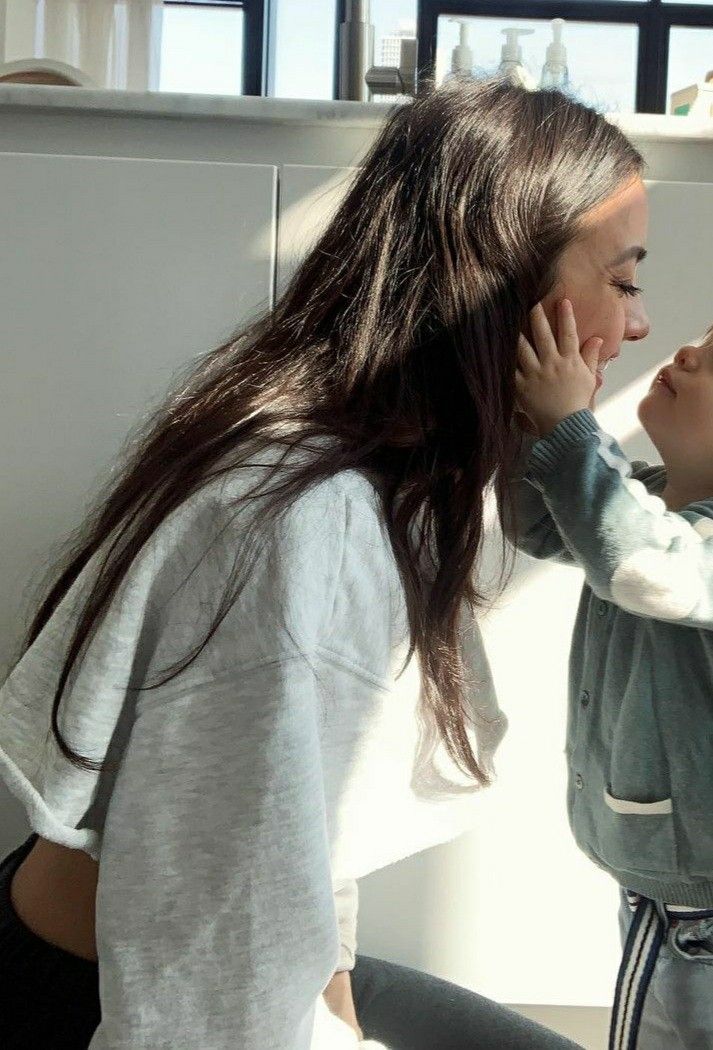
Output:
[417,0,441,92]
[659,3,713,25]
[334,0,346,99]
[242,0,267,95]
[421,0,650,25]
[645,0,668,113]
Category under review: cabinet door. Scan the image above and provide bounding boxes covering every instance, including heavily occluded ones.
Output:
[0,154,277,673]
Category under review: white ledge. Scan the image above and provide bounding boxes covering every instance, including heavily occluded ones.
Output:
[0,84,397,127]
[0,85,712,143]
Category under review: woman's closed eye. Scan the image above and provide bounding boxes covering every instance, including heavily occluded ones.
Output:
[611,279,643,298]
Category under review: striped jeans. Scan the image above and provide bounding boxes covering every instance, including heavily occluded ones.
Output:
[611,888,713,1050]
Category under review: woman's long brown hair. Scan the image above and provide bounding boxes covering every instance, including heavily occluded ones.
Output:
[15,77,643,780]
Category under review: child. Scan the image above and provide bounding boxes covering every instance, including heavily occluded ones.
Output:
[507,298,713,1050]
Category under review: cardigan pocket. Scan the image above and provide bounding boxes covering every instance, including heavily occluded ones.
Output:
[604,790,672,816]
[599,786,678,874]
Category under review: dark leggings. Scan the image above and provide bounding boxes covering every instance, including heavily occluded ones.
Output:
[0,833,581,1049]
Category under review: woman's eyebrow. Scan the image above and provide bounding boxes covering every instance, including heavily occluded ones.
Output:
[609,246,647,266]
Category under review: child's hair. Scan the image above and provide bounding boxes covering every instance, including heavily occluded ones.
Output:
[16,77,643,782]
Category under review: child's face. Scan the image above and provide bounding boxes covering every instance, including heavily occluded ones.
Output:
[638,324,713,469]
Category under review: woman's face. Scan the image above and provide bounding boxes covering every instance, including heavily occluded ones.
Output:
[541,177,650,399]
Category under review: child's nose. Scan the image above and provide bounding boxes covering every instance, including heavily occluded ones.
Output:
[674,345,700,370]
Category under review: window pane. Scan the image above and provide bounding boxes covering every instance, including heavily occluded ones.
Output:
[370,0,417,101]
[371,0,417,54]
[435,15,638,112]
[160,6,243,95]
[272,0,336,100]
[668,27,713,113]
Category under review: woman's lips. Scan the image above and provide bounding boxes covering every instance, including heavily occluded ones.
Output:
[594,354,617,391]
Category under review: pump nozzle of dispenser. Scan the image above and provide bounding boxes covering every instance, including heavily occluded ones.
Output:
[540,18,569,89]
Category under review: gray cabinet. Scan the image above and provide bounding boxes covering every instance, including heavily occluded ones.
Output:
[1,153,277,671]
[0,153,276,841]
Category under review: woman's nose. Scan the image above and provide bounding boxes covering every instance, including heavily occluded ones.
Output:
[624,298,650,342]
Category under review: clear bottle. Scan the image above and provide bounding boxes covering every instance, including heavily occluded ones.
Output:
[498,27,536,89]
[540,19,569,90]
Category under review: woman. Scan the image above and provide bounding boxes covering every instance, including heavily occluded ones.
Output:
[0,77,646,1049]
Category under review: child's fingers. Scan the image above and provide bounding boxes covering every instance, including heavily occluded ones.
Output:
[558,299,580,357]
[529,303,558,359]
[517,334,539,372]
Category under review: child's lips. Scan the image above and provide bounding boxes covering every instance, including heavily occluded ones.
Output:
[654,367,676,395]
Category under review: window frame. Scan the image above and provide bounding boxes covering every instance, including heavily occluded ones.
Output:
[416,0,713,112]
[163,0,271,96]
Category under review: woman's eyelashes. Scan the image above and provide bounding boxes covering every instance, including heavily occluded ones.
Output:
[610,279,643,298]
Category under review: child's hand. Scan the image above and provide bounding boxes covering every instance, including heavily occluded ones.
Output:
[516,300,603,437]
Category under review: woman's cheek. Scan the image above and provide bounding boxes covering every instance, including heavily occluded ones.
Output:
[585,300,624,357]
[608,305,628,354]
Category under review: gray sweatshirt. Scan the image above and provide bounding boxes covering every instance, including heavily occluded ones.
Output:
[0,448,506,1048]
[505,409,713,907]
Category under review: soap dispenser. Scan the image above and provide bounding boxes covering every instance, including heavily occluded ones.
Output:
[446,17,474,79]
[540,18,569,89]
[498,27,536,89]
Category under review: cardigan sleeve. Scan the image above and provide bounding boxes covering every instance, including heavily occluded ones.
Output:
[525,409,713,630]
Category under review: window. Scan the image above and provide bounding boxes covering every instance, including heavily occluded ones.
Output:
[668,25,713,112]
[271,0,336,99]
[160,0,713,112]
[161,4,244,95]
[162,1,265,96]
[420,0,713,113]
[435,13,638,111]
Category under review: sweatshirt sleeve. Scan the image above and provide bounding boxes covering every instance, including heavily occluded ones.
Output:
[525,408,713,630]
